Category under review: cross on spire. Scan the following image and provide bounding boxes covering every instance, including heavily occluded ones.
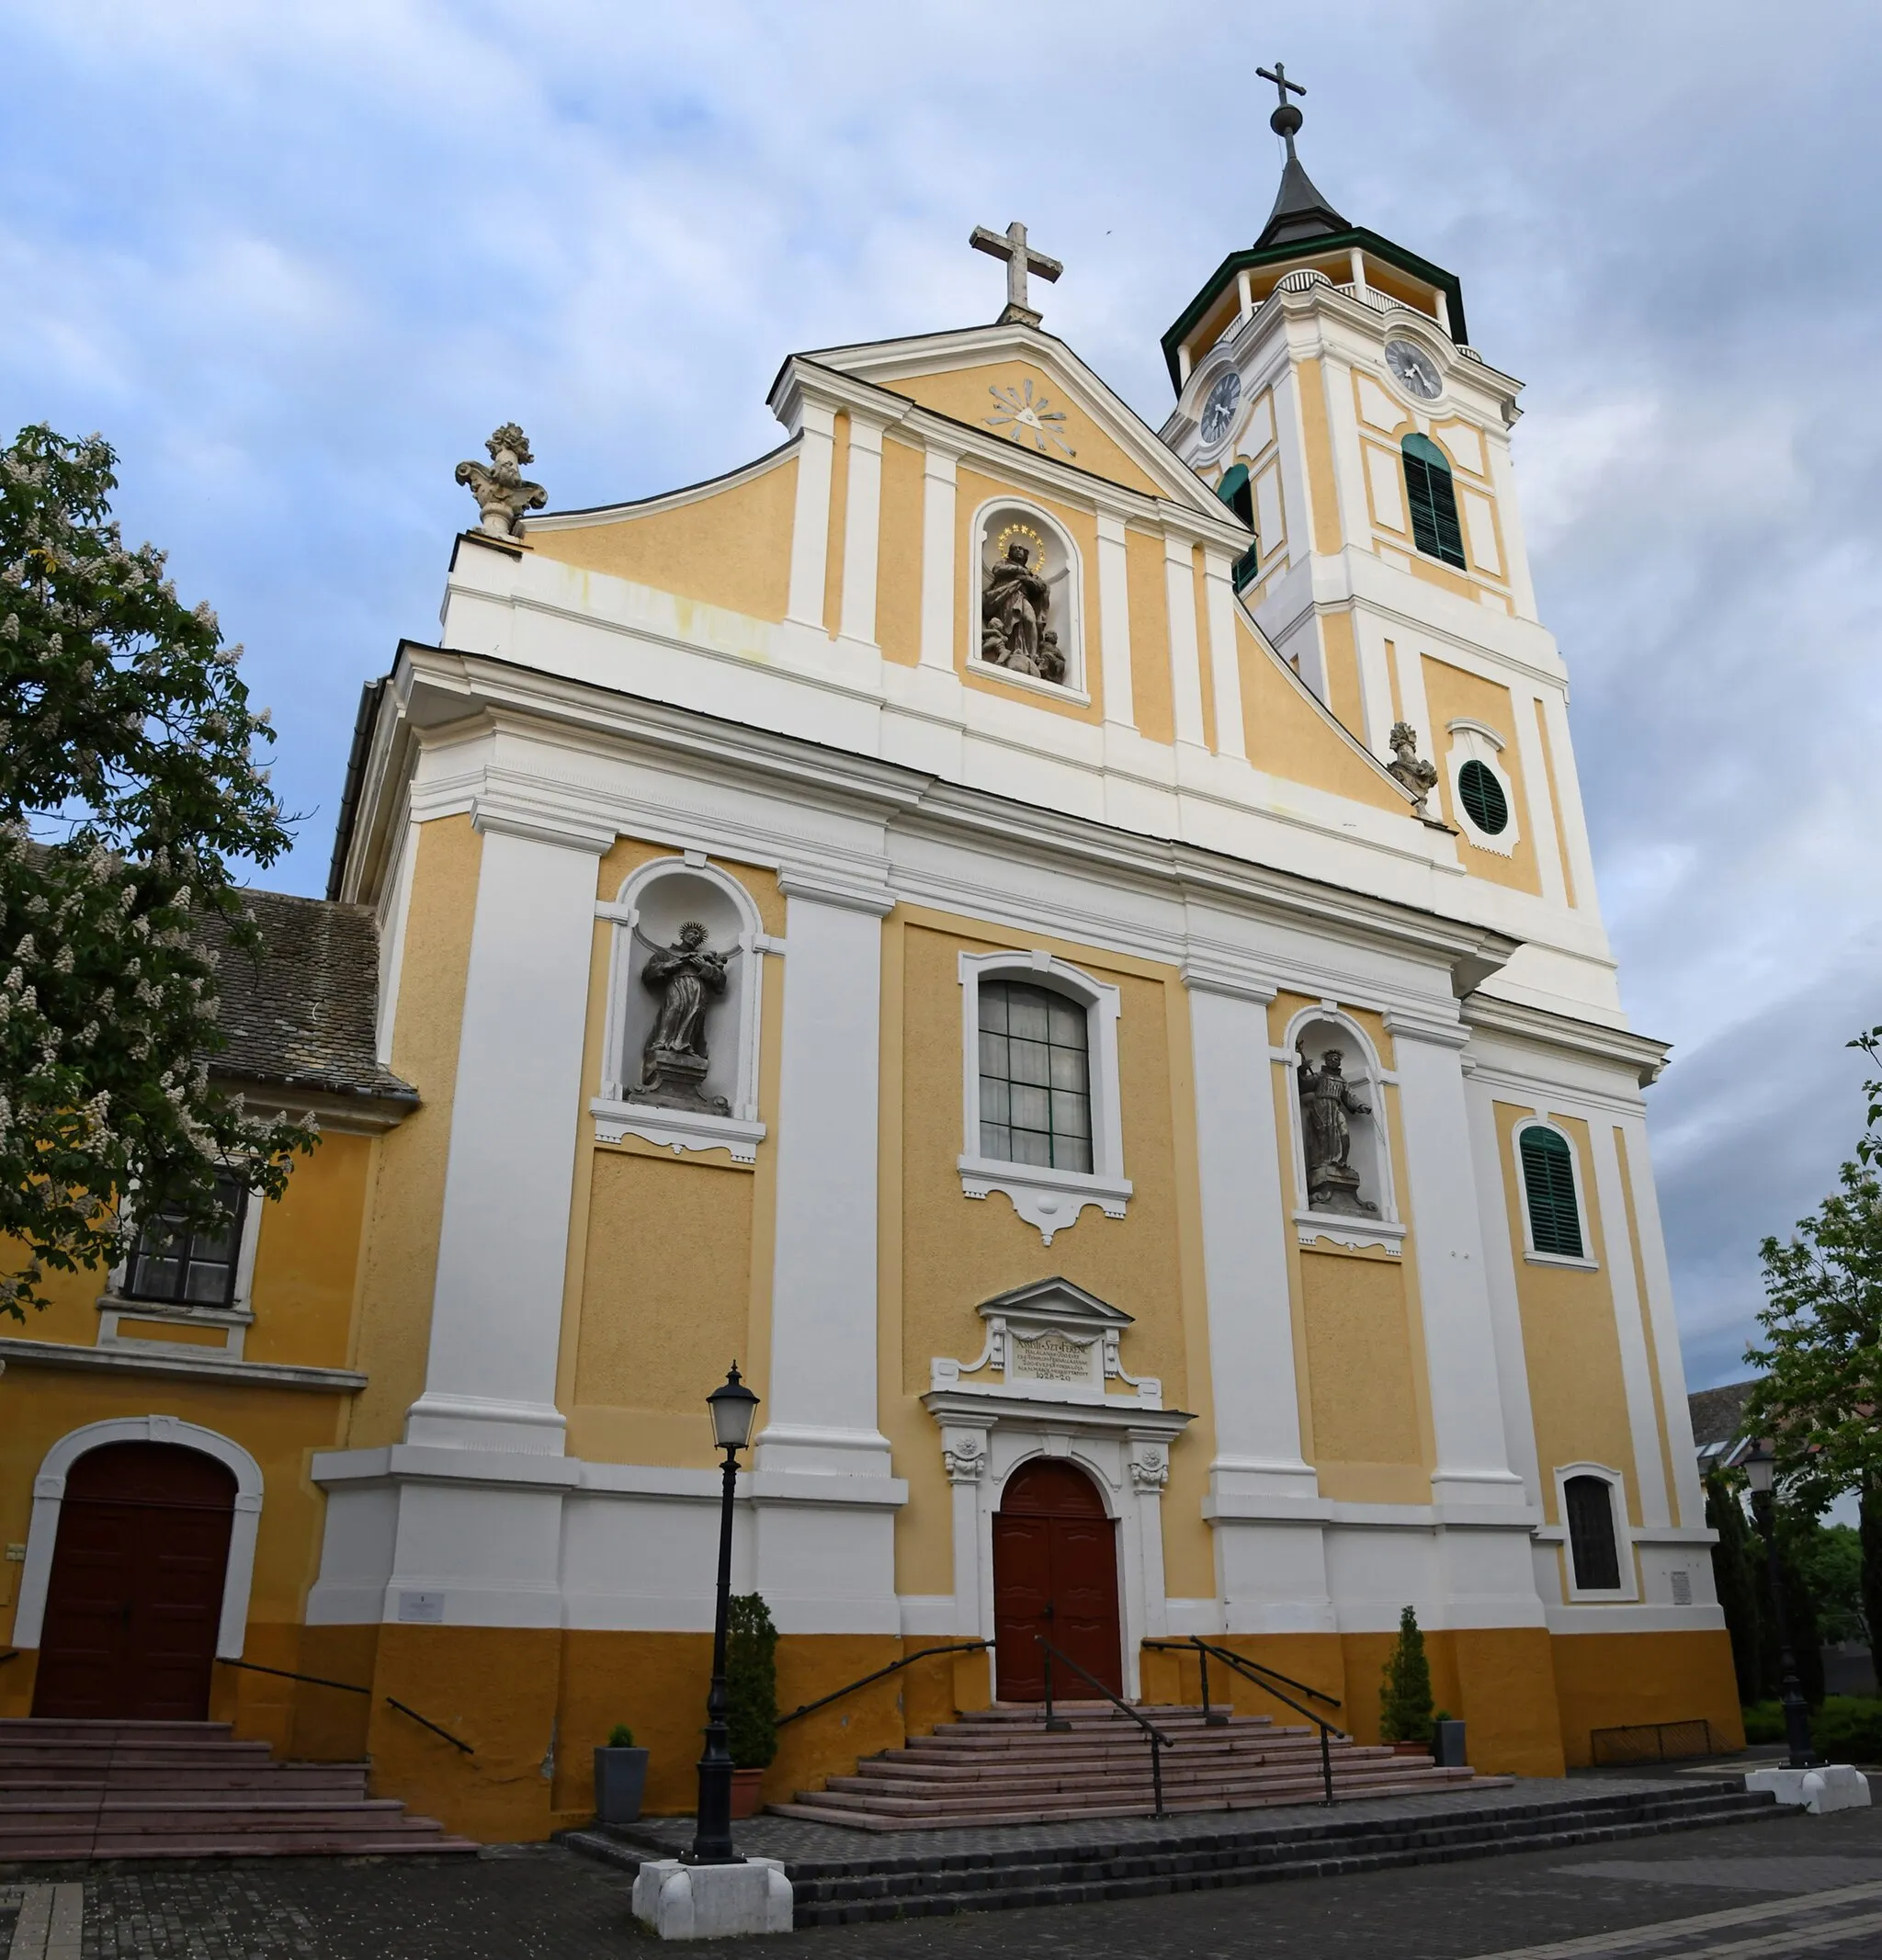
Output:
[969,220,1062,329]
[1255,60,1308,161]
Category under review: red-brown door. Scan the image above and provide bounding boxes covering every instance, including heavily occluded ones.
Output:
[32,1442,237,1722]
[992,1457,1122,1701]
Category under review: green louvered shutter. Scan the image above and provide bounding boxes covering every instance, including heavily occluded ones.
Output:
[1401,434,1467,569]
[1217,465,1259,589]
[1520,1126,1583,1258]
[1457,759,1510,834]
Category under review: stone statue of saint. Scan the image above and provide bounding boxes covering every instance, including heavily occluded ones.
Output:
[981,541,1065,684]
[634,921,731,1114]
[1297,1046,1379,1216]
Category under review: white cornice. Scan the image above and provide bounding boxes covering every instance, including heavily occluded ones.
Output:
[0,1336,366,1394]
[1463,992,1668,1086]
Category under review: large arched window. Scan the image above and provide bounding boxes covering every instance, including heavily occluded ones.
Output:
[1401,433,1466,569]
[978,979,1092,1173]
[1216,464,1259,592]
[1519,1124,1584,1259]
[1564,1473,1622,1592]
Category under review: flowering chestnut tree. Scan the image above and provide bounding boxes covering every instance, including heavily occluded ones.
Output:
[0,424,314,1319]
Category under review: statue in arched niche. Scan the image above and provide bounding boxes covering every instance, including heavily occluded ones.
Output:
[1297,1044,1378,1216]
[981,539,1065,684]
[635,921,731,1115]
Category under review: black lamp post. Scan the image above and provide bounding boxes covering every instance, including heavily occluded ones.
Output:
[686,1361,761,1866]
[1742,1439,1820,1769]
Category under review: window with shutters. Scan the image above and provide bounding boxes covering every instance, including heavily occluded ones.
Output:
[1216,464,1259,591]
[1517,1122,1587,1263]
[1457,759,1509,835]
[1443,719,1520,857]
[1401,433,1467,569]
[1563,1472,1625,1592]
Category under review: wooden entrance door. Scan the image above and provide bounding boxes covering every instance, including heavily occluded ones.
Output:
[991,1457,1122,1701]
[32,1442,237,1722]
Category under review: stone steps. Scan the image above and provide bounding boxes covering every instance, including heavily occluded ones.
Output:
[769,1701,1501,1830]
[566,1780,1785,1923]
[0,1717,478,1861]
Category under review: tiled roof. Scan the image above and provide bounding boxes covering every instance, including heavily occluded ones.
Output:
[1688,1377,1759,1448]
[202,887,416,1106]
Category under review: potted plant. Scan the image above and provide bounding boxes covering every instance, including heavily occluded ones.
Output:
[726,1592,779,1818]
[1379,1604,1434,1755]
[594,1723,650,1826]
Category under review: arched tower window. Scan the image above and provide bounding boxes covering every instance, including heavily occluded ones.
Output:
[1564,1473,1622,1592]
[1216,464,1259,591]
[1401,433,1466,570]
[978,979,1092,1173]
[1519,1125,1583,1259]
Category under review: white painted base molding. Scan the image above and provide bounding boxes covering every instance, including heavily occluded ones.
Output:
[632,1857,793,1938]
[1745,1764,1871,1814]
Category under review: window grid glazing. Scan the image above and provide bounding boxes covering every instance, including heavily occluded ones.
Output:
[124,1175,247,1309]
[978,980,1093,1173]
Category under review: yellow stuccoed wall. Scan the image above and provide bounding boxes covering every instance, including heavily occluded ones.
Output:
[525,453,798,625]
[1419,654,1546,898]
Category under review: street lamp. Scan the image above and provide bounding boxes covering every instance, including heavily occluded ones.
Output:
[686,1361,761,1866]
[1742,1439,1820,1769]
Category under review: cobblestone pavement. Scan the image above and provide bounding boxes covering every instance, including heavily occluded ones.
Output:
[2,1802,1880,1956]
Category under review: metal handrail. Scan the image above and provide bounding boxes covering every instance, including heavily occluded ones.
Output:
[215,1655,473,1755]
[1144,1638,1346,1806]
[1035,1636,1174,1818]
[776,1640,990,1728]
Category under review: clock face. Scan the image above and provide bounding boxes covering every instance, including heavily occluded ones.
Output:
[1199,370,1241,445]
[1385,339,1443,401]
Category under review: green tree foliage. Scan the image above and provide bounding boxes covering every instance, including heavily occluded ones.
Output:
[1743,1028,1882,1680]
[1705,1469,1767,1705]
[1378,1603,1434,1744]
[0,425,313,1317]
[1795,1522,1867,1647]
[726,1592,778,1770]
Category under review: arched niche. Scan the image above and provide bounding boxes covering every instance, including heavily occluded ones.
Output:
[595,856,767,1161]
[969,498,1087,698]
[1284,1006,1398,1232]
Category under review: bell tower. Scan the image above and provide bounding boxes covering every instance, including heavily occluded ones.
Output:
[1159,67,1592,920]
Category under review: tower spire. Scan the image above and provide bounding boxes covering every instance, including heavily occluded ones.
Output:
[1253,61,1347,250]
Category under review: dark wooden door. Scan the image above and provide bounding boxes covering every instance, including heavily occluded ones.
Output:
[992,1458,1122,1701]
[32,1442,236,1721]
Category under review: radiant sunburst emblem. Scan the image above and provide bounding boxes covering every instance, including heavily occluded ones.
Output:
[984,379,1075,458]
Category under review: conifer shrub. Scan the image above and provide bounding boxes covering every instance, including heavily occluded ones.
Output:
[726,1592,779,1770]
[1379,1604,1434,1743]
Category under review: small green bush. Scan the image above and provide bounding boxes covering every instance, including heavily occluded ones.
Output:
[606,1724,636,1750]
[1741,1695,1882,1761]
[727,1592,779,1770]
[1379,1604,1434,1744]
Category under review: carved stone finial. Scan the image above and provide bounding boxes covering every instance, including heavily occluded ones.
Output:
[1386,721,1439,815]
[455,423,548,538]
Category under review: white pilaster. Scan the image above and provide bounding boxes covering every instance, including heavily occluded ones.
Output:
[918,440,959,671]
[1162,535,1207,750]
[760,872,895,1476]
[786,401,837,629]
[1201,552,1246,760]
[1186,965,1334,1635]
[1386,1012,1526,1511]
[404,812,608,1455]
[1511,687,1569,907]
[838,414,884,650]
[1588,1119,1672,1530]
[1095,512,1135,729]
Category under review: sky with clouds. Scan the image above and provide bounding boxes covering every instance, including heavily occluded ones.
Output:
[3,0,1877,1391]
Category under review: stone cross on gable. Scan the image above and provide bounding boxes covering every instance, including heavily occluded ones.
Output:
[969,220,1062,330]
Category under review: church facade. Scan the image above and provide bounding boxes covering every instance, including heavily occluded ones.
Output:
[0,107,1738,1841]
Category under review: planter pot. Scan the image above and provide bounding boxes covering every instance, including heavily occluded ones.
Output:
[594,1747,650,1826]
[1432,1718,1468,1769]
[730,1767,766,1818]
[1391,1739,1431,1757]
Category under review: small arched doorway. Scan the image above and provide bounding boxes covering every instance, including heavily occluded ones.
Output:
[32,1442,237,1721]
[991,1457,1122,1702]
